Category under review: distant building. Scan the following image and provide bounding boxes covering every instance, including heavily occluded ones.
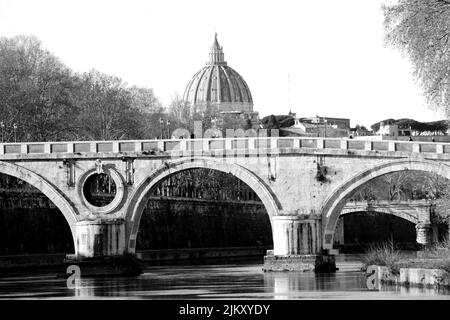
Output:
[298,116,351,130]
[350,126,373,137]
[283,115,349,137]
[377,122,411,137]
[354,119,450,142]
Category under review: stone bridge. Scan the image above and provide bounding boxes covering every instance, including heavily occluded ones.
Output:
[339,200,435,245]
[0,136,449,272]
[341,200,433,225]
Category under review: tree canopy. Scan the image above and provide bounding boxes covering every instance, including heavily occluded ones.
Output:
[0,35,162,142]
[371,118,448,135]
[260,115,294,129]
[383,0,450,116]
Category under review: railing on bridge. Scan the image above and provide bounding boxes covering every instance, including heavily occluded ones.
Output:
[0,137,449,156]
[343,199,434,208]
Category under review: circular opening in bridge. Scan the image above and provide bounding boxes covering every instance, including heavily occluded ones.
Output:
[82,173,117,207]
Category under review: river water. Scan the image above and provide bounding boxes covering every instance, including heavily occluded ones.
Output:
[0,255,449,299]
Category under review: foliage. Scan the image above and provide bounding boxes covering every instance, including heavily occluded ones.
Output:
[370,118,396,132]
[397,240,450,272]
[383,0,450,116]
[435,184,450,224]
[370,118,448,135]
[0,35,80,141]
[0,35,163,142]
[354,124,370,133]
[128,86,163,114]
[397,119,448,135]
[260,115,294,129]
[351,171,450,240]
[75,70,144,140]
[351,171,450,202]
[167,92,192,128]
[420,239,450,258]
[361,240,403,274]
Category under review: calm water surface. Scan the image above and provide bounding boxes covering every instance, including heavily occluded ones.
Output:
[0,255,449,299]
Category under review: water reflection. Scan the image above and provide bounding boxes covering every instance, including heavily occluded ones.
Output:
[0,258,449,299]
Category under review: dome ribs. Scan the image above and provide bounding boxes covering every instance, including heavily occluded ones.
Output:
[182,34,254,114]
[221,66,234,107]
[204,65,214,104]
[196,66,210,106]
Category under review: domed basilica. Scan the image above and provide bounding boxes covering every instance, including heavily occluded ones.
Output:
[183,34,259,130]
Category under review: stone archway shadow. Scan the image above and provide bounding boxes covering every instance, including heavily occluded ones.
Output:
[0,161,79,251]
[340,209,419,225]
[321,159,450,250]
[125,157,282,253]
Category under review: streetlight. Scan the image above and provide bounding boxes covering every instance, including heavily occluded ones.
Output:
[159,117,163,139]
[324,119,327,138]
[13,123,17,142]
[313,115,320,137]
[0,121,4,143]
[166,119,171,139]
[211,117,218,128]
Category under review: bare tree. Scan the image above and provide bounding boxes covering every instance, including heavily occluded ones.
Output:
[74,70,143,140]
[128,86,163,114]
[168,92,191,127]
[0,35,79,141]
[383,0,450,116]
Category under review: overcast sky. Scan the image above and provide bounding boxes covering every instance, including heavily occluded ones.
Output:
[0,0,446,127]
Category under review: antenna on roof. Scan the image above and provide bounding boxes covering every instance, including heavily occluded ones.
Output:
[288,74,291,115]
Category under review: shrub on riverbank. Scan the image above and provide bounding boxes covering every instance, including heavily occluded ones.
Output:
[396,239,450,272]
[362,240,450,274]
[419,239,450,259]
[361,241,403,275]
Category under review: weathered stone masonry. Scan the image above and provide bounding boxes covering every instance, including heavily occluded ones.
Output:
[0,136,448,272]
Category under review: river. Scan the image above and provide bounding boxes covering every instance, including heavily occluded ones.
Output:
[0,255,449,299]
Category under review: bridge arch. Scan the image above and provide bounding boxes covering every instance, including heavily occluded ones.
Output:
[125,157,281,253]
[0,161,78,250]
[340,208,418,225]
[322,159,450,250]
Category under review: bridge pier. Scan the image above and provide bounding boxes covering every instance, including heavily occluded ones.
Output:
[416,222,432,247]
[65,220,142,276]
[263,216,336,272]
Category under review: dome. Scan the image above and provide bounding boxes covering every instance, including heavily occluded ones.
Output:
[183,34,253,114]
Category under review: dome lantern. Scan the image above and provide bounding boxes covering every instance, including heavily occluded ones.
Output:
[208,33,227,66]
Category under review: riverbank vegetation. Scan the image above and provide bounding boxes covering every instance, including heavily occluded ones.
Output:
[383,0,450,116]
[362,240,450,274]
[361,241,403,274]
[0,35,241,143]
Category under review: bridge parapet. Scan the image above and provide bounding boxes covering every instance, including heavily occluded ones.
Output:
[344,199,433,208]
[0,137,449,160]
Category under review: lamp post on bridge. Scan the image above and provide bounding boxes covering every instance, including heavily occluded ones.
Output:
[13,123,17,142]
[159,117,163,139]
[166,119,171,139]
[0,121,4,143]
[313,115,320,137]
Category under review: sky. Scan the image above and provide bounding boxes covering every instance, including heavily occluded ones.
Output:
[0,0,446,128]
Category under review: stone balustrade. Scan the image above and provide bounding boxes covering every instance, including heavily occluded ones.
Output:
[0,137,448,157]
